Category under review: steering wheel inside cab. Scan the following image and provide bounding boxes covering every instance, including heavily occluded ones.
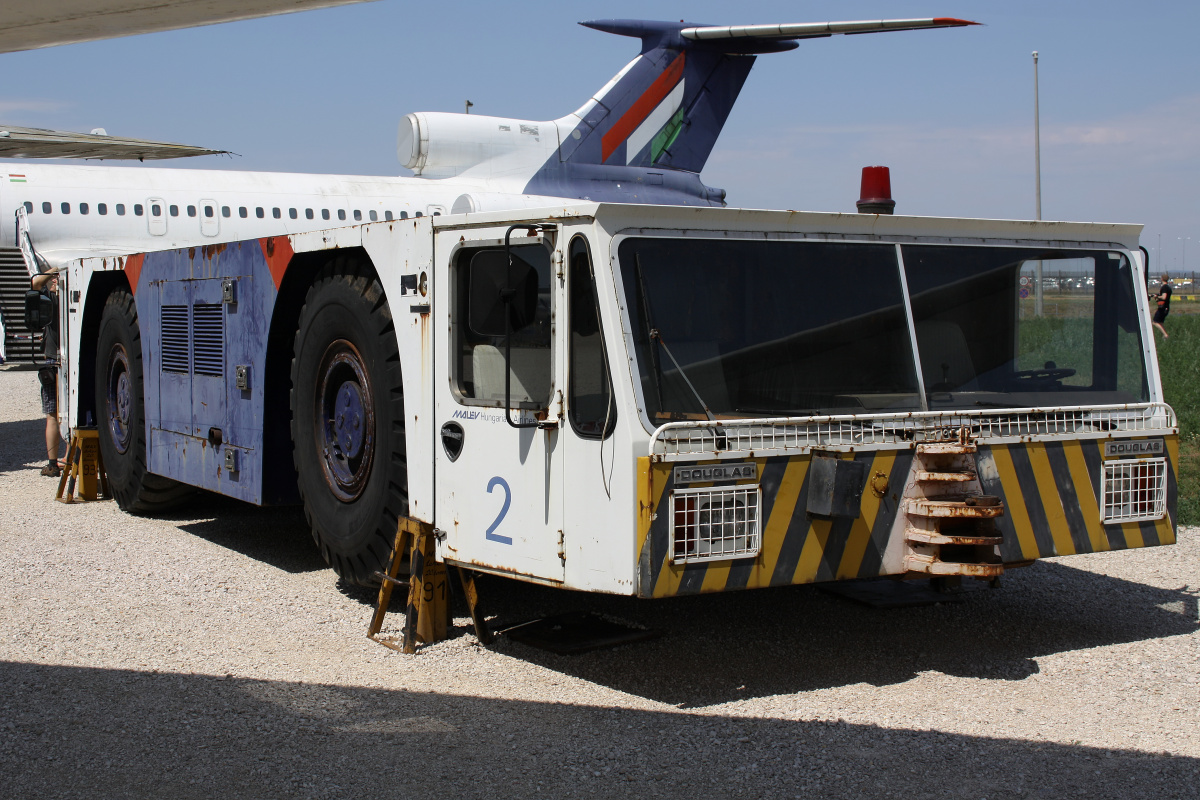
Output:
[1013,361,1076,388]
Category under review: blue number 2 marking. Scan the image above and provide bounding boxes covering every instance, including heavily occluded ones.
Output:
[485,476,513,545]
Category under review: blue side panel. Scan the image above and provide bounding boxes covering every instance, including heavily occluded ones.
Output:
[135,240,278,504]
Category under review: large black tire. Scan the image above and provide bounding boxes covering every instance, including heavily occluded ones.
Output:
[95,290,193,512]
[290,258,407,586]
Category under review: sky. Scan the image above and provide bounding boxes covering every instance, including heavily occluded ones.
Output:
[1,0,1197,270]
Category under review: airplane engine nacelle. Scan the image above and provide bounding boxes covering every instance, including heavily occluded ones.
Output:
[398,112,558,181]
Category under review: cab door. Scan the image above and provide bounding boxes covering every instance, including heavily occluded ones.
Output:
[433,225,566,583]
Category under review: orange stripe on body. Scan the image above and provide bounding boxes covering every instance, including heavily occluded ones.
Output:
[259,236,294,290]
[600,53,686,163]
[123,253,145,296]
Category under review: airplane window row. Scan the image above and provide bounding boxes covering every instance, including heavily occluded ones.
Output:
[24,200,422,222]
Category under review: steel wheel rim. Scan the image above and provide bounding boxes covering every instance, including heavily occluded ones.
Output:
[106,343,133,454]
[314,339,375,502]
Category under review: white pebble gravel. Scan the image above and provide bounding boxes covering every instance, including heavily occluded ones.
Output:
[1,365,1197,798]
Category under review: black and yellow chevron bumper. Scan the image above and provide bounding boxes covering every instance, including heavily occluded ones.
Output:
[976,437,1178,560]
[635,435,1177,599]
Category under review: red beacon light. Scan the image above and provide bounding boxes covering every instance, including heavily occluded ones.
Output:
[856,165,896,215]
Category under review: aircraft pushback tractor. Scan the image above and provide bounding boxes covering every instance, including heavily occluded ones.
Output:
[26,19,1178,601]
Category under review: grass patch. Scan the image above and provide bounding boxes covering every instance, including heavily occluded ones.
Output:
[1153,314,1200,523]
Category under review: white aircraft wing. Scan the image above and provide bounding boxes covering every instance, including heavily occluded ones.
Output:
[0,0,377,54]
[0,125,229,160]
[681,18,979,41]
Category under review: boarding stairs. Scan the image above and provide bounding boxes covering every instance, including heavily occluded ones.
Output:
[0,246,39,362]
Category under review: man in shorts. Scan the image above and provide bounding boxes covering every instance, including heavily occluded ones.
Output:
[1152,273,1172,339]
[30,271,62,477]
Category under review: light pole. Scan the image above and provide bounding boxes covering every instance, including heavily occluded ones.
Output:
[1033,51,1044,316]
[1180,237,1190,272]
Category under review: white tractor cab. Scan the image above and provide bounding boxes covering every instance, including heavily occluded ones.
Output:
[58,203,1176,598]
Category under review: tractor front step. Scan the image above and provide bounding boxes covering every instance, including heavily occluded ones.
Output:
[902,434,1006,579]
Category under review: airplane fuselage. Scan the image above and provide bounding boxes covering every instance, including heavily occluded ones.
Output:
[0,164,513,266]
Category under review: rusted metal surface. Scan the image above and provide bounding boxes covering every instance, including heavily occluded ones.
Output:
[904,554,1004,578]
[904,527,1002,546]
[915,469,975,482]
[902,430,1007,578]
[906,496,1004,519]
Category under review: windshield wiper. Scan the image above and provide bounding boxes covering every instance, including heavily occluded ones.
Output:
[633,254,664,412]
[634,254,725,446]
[650,328,719,423]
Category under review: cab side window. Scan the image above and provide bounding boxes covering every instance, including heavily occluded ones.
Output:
[453,243,553,407]
[568,236,616,438]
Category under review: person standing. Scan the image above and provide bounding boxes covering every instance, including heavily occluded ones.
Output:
[30,270,63,477]
[1152,273,1172,339]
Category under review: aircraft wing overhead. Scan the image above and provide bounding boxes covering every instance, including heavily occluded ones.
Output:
[681,18,979,41]
[0,126,229,160]
[0,0,376,54]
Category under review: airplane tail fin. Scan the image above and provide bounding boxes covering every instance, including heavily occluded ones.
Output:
[557,18,976,174]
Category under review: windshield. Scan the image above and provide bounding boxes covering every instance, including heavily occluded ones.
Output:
[618,237,1149,424]
[618,237,922,421]
[902,244,1147,409]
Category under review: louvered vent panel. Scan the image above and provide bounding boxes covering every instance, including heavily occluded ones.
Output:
[192,303,224,377]
[160,305,189,373]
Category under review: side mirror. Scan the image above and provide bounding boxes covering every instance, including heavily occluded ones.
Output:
[24,289,54,331]
[468,249,539,336]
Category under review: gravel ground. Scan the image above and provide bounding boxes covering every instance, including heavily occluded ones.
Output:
[1,365,1197,799]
